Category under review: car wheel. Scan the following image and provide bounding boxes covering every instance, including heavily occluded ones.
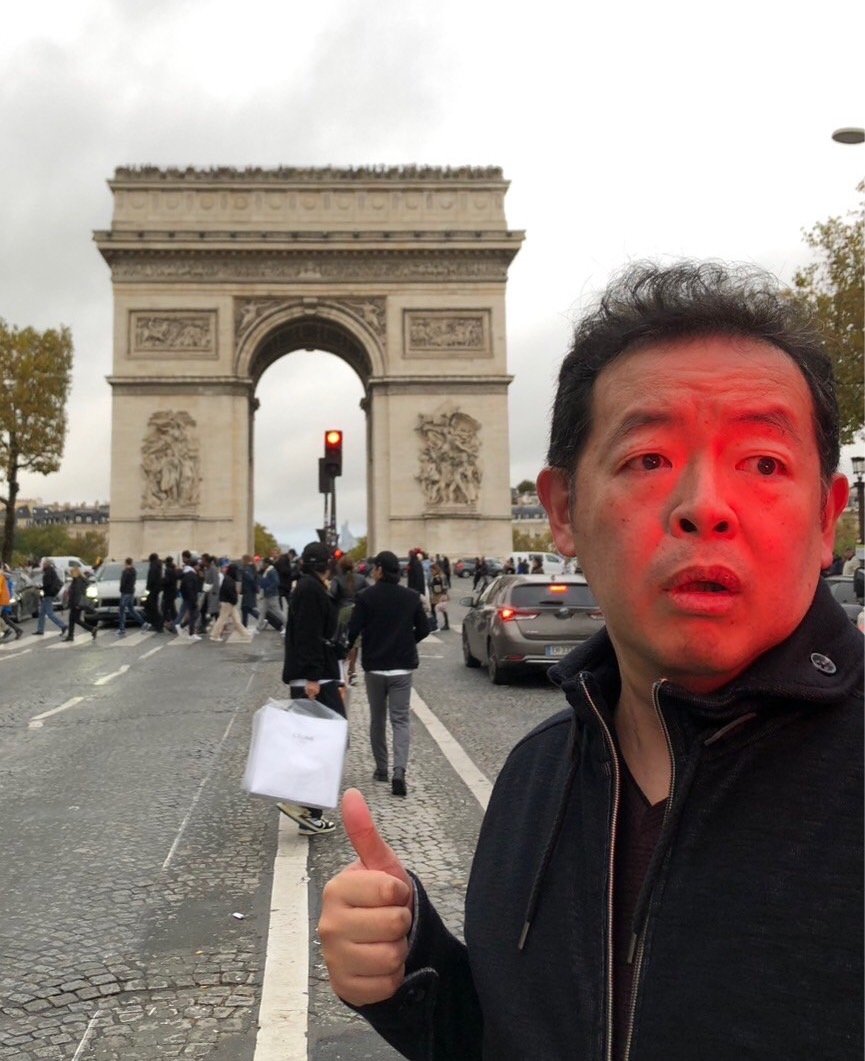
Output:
[487,641,509,685]
[462,628,479,667]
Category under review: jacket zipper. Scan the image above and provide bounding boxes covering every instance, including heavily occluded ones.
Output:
[580,675,621,1061]
[621,681,677,1061]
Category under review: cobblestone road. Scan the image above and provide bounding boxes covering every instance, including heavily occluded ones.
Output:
[0,603,565,1060]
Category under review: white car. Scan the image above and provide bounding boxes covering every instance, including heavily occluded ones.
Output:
[511,551,571,577]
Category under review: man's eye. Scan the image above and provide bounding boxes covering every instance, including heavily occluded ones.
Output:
[636,453,668,471]
[741,456,786,476]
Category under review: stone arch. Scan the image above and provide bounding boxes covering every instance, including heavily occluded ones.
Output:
[95,166,523,559]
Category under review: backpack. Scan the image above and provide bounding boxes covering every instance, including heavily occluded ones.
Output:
[0,575,10,607]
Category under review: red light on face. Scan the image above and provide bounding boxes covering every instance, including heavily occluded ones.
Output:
[548,584,568,593]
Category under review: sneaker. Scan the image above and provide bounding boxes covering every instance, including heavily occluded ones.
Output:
[391,769,407,797]
[373,768,389,782]
[33,630,44,636]
[14,629,24,640]
[141,622,151,632]
[116,630,126,637]
[298,816,336,835]
[189,634,202,641]
[91,627,98,640]
[60,626,68,637]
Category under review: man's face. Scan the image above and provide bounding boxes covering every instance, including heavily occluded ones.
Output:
[538,336,848,694]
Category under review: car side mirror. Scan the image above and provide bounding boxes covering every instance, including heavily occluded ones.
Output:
[460,596,475,608]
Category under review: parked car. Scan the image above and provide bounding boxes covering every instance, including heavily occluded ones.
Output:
[453,557,504,581]
[84,560,151,624]
[5,568,42,622]
[823,574,864,624]
[460,573,604,684]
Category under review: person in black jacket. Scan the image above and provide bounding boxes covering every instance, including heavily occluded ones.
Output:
[117,557,149,637]
[34,558,66,635]
[143,552,163,631]
[209,563,252,642]
[161,556,178,633]
[318,260,863,1061]
[278,541,345,835]
[63,566,97,642]
[345,550,429,795]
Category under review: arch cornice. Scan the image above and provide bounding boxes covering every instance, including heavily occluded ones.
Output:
[235,299,383,386]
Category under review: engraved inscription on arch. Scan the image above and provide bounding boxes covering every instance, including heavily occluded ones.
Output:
[129,311,216,358]
[403,310,490,359]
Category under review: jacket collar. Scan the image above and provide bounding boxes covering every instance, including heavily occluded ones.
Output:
[550,578,862,721]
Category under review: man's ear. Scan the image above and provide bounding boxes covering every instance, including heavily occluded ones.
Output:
[821,473,850,569]
[537,466,578,557]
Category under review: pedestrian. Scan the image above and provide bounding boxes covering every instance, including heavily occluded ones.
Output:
[257,558,284,632]
[318,260,863,1059]
[209,562,252,642]
[277,541,345,835]
[117,557,149,636]
[404,550,422,595]
[473,555,488,590]
[202,553,221,631]
[161,556,178,633]
[33,559,67,636]
[842,546,861,576]
[329,554,363,684]
[530,555,543,574]
[429,562,450,631]
[344,550,429,797]
[63,566,97,642]
[143,552,163,631]
[240,554,260,627]
[175,551,201,639]
[0,565,24,641]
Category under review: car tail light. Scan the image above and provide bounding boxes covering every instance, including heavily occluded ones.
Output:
[498,607,540,622]
[548,583,568,594]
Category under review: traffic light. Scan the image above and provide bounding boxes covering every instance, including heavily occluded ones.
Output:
[333,549,344,560]
[324,429,343,476]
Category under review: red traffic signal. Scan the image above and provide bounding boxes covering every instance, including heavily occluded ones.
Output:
[333,549,344,560]
[324,429,343,476]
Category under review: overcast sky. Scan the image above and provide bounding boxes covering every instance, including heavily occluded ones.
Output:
[2,0,862,551]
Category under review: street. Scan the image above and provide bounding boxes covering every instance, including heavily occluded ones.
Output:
[0,600,565,1060]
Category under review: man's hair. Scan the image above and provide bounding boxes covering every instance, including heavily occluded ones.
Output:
[125,557,133,565]
[182,550,192,562]
[546,260,841,488]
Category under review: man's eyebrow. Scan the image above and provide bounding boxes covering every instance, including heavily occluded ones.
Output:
[607,410,676,449]
[728,408,802,442]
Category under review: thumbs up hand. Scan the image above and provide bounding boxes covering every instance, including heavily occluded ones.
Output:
[319,788,415,1006]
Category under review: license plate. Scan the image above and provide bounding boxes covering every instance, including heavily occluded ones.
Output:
[545,644,575,657]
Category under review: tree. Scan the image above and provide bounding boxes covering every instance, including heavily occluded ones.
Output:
[348,536,368,562]
[254,522,280,559]
[788,182,864,445]
[515,479,536,496]
[0,319,74,564]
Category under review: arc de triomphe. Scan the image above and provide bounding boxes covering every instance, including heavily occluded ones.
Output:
[94,166,523,559]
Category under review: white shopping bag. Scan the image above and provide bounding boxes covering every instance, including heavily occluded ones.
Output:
[242,698,348,809]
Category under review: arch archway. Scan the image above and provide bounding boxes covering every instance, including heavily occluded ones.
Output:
[95,166,523,559]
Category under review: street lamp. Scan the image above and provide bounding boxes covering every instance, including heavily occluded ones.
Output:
[852,455,865,546]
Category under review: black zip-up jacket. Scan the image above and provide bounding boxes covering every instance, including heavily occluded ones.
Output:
[346,580,429,671]
[120,567,136,595]
[283,572,341,684]
[357,579,863,1060]
[42,566,62,599]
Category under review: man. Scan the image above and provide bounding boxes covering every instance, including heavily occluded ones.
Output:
[240,554,260,627]
[278,541,345,835]
[33,558,67,636]
[176,551,201,639]
[318,261,863,1060]
[841,546,861,576]
[345,550,429,796]
[0,564,23,641]
[143,552,163,631]
[274,548,297,614]
[117,557,149,636]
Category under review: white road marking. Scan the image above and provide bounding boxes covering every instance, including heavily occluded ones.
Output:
[410,687,493,810]
[72,1009,102,1060]
[29,696,87,729]
[418,653,444,659]
[161,710,240,871]
[93,664,130,686]
[0,647,31,661]
[139,643,166,660]
[253,818,310,1061]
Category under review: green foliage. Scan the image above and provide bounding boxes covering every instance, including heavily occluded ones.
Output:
[347,536,368,561]
[254,522,280,559]
[788,182,864,445]
[515,479,537,495]
[834,512,860,556]
[0,318,74,563]
[5,524,105,567]
[513,527,554,551]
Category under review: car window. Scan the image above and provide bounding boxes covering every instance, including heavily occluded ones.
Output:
[512,583,598,608]
[97,563,125,580]
[476,577,503,604]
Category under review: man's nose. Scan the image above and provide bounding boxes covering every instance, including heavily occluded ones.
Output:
[668,461,738,538]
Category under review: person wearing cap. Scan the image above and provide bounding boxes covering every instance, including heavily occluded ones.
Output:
[344,550,430,797]
[279,541,346,835]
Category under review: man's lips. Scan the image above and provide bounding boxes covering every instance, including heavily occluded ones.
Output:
[663,567,743,594]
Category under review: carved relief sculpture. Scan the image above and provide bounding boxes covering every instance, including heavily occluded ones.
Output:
[416,405,482,508]
[141,411,202,512]
[132,312,215,353]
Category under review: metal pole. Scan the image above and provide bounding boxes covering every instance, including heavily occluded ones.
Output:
[857,477,864,545]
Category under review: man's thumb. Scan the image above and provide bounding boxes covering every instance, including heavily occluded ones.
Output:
[342,788,410,890]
